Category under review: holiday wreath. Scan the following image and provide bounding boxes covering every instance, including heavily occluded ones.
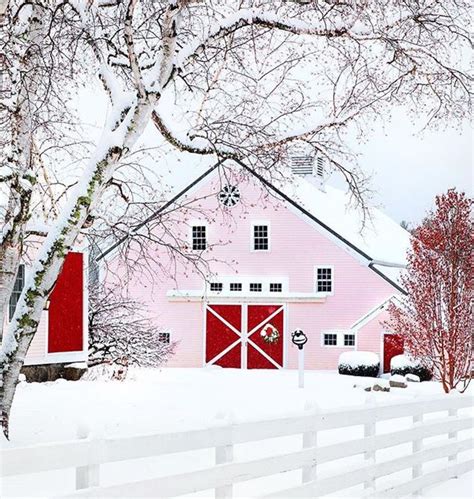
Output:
[260,324,280,344]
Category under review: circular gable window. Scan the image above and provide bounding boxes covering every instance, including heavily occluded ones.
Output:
[218,185,241,207]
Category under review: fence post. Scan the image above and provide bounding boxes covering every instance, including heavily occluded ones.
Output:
[215,443,234,499]
[363,395,376,492]
[76,426,100,490]
[448,406,458,464]
[302,401,317,485]
[411,404,423,486]
[215,413,234,499]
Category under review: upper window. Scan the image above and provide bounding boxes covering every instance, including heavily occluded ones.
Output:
[230,283,242,292]
[269,283,282,293]
[210,283,223,292]
[218,185,241,207]
[316,267,333,293]
[192,225,207,251]
[253,225,269,251]
[9,264,25,321]
[249,283,262,292]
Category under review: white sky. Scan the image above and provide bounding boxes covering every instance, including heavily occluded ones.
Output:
[354,111,472,225]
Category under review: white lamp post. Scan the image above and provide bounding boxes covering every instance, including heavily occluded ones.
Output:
[292,329,308,388]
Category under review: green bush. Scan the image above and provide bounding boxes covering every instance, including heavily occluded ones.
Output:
[338,363,380,378]
[391,365,432,382]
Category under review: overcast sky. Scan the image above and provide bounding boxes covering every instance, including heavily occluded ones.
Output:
[78,87,472,228]
[353,111,472,226]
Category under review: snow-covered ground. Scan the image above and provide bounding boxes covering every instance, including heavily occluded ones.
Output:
[1,368,473,498]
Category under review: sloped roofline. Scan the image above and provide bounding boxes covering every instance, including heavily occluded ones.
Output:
[97,158,406,294]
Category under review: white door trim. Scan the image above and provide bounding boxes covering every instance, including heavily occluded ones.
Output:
[205,303,285,369]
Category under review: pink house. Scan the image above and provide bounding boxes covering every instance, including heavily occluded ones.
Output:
[101,159,410,372]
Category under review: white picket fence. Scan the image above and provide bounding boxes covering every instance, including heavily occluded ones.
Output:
[1,395,473,498]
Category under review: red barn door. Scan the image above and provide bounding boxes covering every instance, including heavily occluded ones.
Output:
[205,305,242,368]
[48,252,84,353]
[383,334,404,373]
[247,305,284,369]
[205,304,284,369]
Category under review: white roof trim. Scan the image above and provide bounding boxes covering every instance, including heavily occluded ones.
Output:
[166,290,327,303]
[350,295,400,331]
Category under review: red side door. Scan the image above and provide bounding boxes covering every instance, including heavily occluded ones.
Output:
[383,334,404,373]
[48,252,84,353]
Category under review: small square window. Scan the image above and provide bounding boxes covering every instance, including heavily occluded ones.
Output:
[344,334,355,346]
[323,333,337,346]
[269,283,282,292]
[192,225,206,250]
[210,283,223,292]
[253,225,269,251]
[230,283,242,291]
[249,283,262,292]
[158,332,171,344]
[316,267,333,293]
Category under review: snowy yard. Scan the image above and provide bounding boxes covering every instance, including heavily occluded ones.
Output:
[1,368,473,498]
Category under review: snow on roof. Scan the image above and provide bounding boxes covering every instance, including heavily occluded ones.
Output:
[281,176,411,267]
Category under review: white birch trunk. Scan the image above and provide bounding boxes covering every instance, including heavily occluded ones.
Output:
[0,2,42,340]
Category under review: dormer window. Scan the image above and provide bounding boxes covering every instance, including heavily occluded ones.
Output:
[192,225,207,250]
[316,266,333,293]
[252,224,269,251]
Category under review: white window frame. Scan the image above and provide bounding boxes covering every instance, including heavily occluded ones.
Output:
[343,332,356,347]
[158,331,172,344]
[251,221,271,252]
[322,332,339,347]
[8,263,25,321]
[209,282,223,292]
[321,330,355,348]
[190,221,208,251]
[314,265,334,295]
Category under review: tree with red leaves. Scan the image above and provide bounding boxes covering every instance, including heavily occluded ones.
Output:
[386,189,473,393]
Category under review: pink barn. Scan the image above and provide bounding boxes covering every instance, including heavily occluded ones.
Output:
[101,160,410,373]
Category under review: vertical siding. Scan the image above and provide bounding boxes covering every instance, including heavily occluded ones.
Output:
[107,172,400,370]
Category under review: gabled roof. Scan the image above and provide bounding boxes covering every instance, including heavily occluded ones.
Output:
[98,159,409,294]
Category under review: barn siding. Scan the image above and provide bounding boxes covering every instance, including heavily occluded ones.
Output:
[107,172,399,370]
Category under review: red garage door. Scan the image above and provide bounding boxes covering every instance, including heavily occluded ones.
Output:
[383,334,404,373]
[205,304,284,369]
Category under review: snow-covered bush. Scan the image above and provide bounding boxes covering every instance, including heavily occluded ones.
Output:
[390,355,432,382]
[338,352,380,378]
[88,284,176,378]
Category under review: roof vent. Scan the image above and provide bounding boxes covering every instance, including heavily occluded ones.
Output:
[290,155,314,176]
[316,156,325,178]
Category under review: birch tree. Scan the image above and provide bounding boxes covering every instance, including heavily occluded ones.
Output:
[1,0,472,438]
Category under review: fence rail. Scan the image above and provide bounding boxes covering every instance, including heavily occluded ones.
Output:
[1,395,473,498]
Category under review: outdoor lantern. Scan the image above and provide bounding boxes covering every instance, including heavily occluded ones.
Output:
[292,329,308,350]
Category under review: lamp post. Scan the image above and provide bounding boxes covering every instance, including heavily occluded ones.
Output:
[292,329,308,388]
